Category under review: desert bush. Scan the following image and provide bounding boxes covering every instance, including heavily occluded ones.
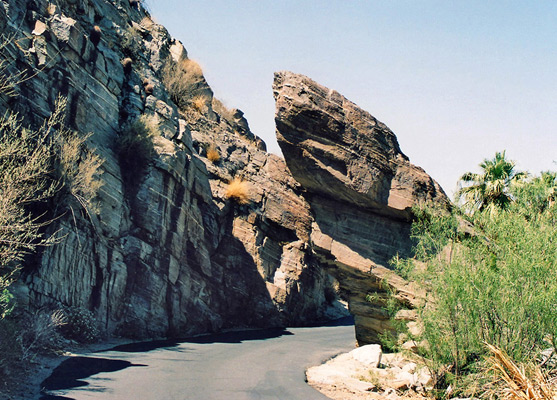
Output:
[116,114,158,181]
[484,344,556,400]
[161,57,203,110]
[192,95,207,113]
[212,98,234,121]
[122,57,133,74]
[50,97,104,214]
[18,309,66,360]
[60,306,100,343]
[90,26,102,46]
[389,174,557,393]
[121,26,144,58]
[225,178,250,204]
[206,144,220,163]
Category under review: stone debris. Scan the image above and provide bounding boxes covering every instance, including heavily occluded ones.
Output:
[307,345,433,400]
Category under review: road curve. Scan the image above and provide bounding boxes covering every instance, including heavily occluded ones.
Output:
[40,319,355,400]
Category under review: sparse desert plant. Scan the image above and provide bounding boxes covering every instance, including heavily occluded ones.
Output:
[144,83,154,95]
[122,57,133,74]
[212,98,234,121]
[225,178,250,204]
[50,98,104,214]
[90,25,102,46]
[18,309,66,360]
[206,144,220,163]
[161,57,204,109]
[192,95,206,113]
[121,26,143,58]
[116,114,158,182]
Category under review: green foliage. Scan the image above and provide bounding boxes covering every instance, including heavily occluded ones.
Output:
[456,151,526,214]
[116,114,158,183]
[392,172,557,391]
[60,306,100,343]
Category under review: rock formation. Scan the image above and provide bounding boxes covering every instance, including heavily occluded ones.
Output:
[1,0,447,345]
[273,71,449,343]
[1,0,344,339]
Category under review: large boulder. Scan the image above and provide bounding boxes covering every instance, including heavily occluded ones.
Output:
[273,71,449,344]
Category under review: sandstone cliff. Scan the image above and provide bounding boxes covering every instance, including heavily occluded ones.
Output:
[1,0,448,345]
[273,71,449,343]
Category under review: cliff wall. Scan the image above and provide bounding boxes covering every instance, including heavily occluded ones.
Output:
[1,0,448,345]
[1,0,343,338]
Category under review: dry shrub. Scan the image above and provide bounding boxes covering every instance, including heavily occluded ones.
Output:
[225,178,250,204]
[90,26,102,46]
[484,344,556,400]
[192,95,206,113]
[122,57,133,74]
[206,144,220,163]
[60,306,100,343]
[144,83,154,95]
[18,309,66,360]
[161,57,203,109]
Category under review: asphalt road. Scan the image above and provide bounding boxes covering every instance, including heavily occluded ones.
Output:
[40,318,356,400]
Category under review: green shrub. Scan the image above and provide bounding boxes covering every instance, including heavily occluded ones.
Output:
[391,182,557,391]
[116,115,157,183]
[60,306,100,343]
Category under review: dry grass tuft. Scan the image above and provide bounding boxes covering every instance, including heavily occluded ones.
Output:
[161,58,204,110]
[485,344,556,400]
[206,144,220,163]
[225,178,250,204]
[192,96,206,113]
[90,26,102,46]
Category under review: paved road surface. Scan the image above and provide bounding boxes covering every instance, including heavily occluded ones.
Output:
[40,319,355,400]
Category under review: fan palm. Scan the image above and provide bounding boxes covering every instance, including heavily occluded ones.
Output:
[456,151,526,213]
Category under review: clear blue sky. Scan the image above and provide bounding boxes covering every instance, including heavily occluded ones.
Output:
[147,1,556,197]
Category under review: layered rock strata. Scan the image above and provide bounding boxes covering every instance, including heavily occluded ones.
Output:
[273,71,449,344]
[1,0,344,338]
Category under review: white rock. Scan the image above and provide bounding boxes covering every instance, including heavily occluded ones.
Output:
[350,344,382,367]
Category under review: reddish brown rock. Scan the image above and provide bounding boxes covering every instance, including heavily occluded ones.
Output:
[273,71,449,344]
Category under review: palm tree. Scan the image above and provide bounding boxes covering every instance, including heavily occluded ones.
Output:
[456,151,526,214]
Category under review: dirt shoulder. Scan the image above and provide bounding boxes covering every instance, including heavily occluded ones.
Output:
[0,338,130,400]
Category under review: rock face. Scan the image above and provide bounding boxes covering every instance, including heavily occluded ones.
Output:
[1,0,345,339]
[273,71,449,343]
[1,0,446,345]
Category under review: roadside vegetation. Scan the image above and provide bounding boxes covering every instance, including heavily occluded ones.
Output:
[0,35,103,389]
[386,152,557,398]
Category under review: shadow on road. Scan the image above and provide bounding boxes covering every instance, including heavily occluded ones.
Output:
[103,326,294,353]
[39,356,146,399]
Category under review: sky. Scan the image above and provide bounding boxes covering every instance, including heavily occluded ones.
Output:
[147,1,556,197]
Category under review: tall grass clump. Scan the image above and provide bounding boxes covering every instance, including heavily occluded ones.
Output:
[389,170,557,395]
[161,57,203,110]
[225,178,250,205]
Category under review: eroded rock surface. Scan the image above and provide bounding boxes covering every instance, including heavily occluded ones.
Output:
[1,0,345,339]
[273,71,449,344]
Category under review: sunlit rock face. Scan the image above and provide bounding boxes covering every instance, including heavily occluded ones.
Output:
[2,0,345,339]
[273,71,449,344]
